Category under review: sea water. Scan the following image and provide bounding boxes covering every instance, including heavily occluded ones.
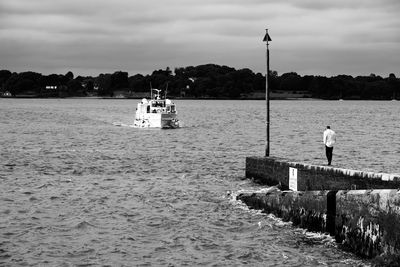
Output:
[1,98,398,266]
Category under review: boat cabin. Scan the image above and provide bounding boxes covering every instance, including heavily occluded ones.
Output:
[137,98,176,114]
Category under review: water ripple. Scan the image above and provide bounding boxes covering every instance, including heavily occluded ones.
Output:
[0,99,388,266]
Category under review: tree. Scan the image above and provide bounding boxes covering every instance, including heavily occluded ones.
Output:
[0,70,12,91]
[279,72,302,91]
[193,77,213,97]
[129,74,146,92]
[65,71,74,81]
[84,79,94,92]
[67,79,84,96]
[111,71,129,91]
[387,73,399,100]
[0,65,398,99]
[3,71,42,95]
[149,67,173,91]
[97,74,112,96]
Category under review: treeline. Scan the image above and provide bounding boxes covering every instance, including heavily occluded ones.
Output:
[0,64,399,99]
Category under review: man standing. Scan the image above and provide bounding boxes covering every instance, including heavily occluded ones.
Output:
[323,126,336,165]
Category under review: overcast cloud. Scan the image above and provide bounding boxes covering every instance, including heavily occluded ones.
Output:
[1,0,399,77]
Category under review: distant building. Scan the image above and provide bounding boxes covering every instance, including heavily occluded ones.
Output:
[2,91,12,97]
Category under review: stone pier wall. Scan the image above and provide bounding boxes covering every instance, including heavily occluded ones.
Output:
[237,189,400,263]
[246,156,400,191]
[243,156,400,263]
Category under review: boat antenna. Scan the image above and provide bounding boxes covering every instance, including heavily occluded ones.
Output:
[165,82,169,99]
[150,82,153,99]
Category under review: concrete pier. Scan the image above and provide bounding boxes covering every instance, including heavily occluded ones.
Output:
[246,156,400,191]
[241,156,400,264]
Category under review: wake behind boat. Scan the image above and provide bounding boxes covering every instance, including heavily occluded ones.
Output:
[133,88,180,129]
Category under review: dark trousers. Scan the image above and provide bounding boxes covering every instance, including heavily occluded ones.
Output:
[325,146,333,165]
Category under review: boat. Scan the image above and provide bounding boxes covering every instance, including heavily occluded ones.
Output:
[133,87,180,129]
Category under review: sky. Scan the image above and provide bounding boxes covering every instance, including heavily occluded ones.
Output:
[1,0,399,78]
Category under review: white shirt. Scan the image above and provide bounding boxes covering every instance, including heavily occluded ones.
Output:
[323,129,336,147]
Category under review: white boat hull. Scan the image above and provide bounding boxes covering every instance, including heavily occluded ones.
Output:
[134,113,180,129]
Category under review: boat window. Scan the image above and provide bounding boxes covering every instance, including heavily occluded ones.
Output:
[147,106,150,113]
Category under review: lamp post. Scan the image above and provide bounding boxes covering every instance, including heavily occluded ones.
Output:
[263,29,272,157]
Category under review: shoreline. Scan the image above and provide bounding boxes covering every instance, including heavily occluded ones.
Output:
[1,96,397,101]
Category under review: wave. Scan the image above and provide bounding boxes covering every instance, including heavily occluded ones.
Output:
[73,221,97,230]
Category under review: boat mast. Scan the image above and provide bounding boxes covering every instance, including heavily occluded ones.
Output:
[164,82,169,99]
